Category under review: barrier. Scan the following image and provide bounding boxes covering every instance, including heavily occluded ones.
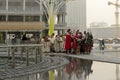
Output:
[0,44,43,68]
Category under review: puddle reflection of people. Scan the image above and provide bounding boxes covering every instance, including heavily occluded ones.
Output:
[80,59,93,78]
[66,58,93,80]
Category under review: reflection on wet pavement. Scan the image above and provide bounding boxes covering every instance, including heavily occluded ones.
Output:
[5,57,120,80]
[65,58,93,80]
[6,58,93,80]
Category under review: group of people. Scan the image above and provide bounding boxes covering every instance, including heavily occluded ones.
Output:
[40,29,93,54]
[64,29,93,54]
[40,33,65,53]
[11,34,36,44]
[10,29,93,55]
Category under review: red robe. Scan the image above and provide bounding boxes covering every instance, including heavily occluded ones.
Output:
[73,34,82,50]
[72,33,80,50]
[72,37,77,50]
[64,33,71,50]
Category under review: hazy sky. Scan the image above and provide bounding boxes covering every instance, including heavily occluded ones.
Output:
[87,0,118,26]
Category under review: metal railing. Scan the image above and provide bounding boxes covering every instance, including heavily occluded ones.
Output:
[0,44,43,69]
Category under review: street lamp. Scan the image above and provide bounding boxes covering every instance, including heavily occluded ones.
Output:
[108,0,120,38]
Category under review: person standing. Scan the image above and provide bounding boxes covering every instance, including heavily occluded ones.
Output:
[54,35,60,52]
[64,29,72,54]
[80,31,87,54]
[21,34,28,43]
[49,33,55,52]
[75,30,82,54]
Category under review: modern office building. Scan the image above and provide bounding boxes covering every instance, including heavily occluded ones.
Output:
[0,0,67,43]
[66,0,86,32]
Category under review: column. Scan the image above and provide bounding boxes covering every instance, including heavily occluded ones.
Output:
[39,2,43,22]
[23,0,26,22]
[62,14,65,24]
[59,15,62,24]
[6,0,8,21]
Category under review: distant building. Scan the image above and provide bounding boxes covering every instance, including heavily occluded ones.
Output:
[66,0,86,32]
[111,24,120,27]
[89,27,120,39]
[89,22,108,28]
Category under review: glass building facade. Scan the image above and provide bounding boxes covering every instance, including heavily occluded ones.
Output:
[0,0,67,35]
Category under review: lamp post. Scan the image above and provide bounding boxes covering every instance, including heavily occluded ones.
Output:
[108,1,120,80]
[108,0,120,38]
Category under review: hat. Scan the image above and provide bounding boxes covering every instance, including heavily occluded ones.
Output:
[67,29,71,32]
[76,30,79,33]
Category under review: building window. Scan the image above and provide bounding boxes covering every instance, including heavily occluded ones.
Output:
[42,14,48,24]
[0,1,3,6]
[26,2,38,6]
[9,2,21,6]
[0,1,6,9]
[0,15,6,21]
[25,16,40,22]
[8,2,22,11]
[57,14,60,24]
[8,15,23,21]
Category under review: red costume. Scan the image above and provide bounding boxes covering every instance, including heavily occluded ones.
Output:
[72,36,77,50]
[72,30,80,50]
[64,32,71,50]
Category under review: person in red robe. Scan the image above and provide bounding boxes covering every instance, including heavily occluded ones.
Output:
[71,30,79,54]
[75,30,81,54]
[64,29,72,54]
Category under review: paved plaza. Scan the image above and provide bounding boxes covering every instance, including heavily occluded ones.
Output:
[0,44,120,64]
[44,45,120,64]
[0,44,120,79]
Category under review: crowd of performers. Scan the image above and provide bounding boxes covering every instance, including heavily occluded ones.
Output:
[40,29,93,54]
[64,29,93,54]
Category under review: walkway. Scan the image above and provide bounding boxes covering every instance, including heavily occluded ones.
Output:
[44,49,120,64]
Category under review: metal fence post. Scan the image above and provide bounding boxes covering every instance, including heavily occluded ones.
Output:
[11,47,15,68]
[38,46,42,62]
[26,47,29,66]
[35,47,38,64]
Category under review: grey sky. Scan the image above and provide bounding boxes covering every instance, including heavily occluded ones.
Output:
[87,0,118,26]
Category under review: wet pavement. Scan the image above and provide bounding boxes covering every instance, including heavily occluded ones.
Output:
[5,58,120,80]
[0,57,69,80]
[0,44,120,80]
[44,48,120,64]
